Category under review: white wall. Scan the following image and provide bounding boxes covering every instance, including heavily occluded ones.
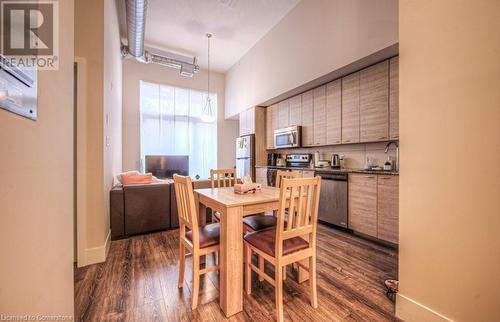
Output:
[75,0,106,254]
[0,0,75,315]
[75,0,122,264]
[225,0,398,118]
[103,0,123,245]
[397,1,500,321]
[122,59,239,174]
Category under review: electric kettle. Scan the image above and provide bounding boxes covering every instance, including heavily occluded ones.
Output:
[331,154,340,168]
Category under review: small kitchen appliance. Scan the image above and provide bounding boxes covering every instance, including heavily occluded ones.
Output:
[274,126,302,149]
[267,153,281,166]
[331,154,341,168]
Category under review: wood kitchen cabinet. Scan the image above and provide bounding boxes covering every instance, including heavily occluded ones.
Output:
[289,94,302,126]
[360,60,389,142]
[348,174,378,237]
[239,110,247,135]
[349,173,399,243]
[326,79,342,145]
[377,175,399,244]
[239,107,255,136]
[389,56,399,140]
[278,99,290,129]
[301,90,314,146]
[265,57,398,150]
[341,72,360,144]
[266,104,278,149]
[313,85,327,146]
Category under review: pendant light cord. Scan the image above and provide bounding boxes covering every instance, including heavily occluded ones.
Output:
[207,33,211,101]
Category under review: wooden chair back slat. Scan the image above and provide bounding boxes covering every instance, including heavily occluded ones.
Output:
[276,170,300,188]
[275,177,321,257]
[210,168,236,188]
[295,185,306,228]
[174,174,199,245]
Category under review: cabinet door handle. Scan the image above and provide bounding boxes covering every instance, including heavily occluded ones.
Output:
[378,136,388,140]
[365,176,376,179]
[379,177,392,180]
[344,140,351,143]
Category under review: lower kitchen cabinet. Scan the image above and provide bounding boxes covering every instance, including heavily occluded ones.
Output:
[348,173,399,243]
[377,175,399,243]
[348,174,378,237]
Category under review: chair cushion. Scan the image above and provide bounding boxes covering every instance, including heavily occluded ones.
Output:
[185,223,220,248]
[244,229,309,257]
[243,215,276,231]
[213,211,221,221]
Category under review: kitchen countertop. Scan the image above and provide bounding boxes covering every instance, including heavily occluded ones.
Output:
[255,165,399,176]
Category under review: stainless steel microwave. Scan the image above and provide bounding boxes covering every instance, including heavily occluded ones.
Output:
[274,126,301,149]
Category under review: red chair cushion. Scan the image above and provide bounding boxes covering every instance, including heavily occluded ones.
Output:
[244,228,309,257]
[243,215,276,231]
[185,223,220,248]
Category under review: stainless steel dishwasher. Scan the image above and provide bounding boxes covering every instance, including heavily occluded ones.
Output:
[316,172,348,228]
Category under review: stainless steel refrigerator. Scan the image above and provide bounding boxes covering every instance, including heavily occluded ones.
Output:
[235,135,255,181]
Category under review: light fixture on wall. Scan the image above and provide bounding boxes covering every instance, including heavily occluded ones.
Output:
[201,33,216,122]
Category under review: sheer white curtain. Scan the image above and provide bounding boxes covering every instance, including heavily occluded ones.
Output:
[140,81,217,179]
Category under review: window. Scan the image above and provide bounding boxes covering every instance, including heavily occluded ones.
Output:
[140,81,217,179]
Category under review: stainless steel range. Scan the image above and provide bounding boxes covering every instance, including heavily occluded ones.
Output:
[285,154,312,168]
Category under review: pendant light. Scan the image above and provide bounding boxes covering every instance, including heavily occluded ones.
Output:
[201,33,216,122]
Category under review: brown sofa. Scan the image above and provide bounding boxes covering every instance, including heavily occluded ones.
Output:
[110,179,213,240]
[110,182,178,240]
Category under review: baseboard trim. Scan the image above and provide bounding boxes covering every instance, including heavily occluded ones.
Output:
[396,293,454,322]
[84,230,111,266]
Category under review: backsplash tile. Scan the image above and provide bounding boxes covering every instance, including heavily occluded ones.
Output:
[272,141,398,169]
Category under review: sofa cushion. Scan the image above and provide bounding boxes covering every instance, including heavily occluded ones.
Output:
[122,173,153,185]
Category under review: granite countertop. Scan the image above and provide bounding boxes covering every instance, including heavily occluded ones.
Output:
[255,165,399,176]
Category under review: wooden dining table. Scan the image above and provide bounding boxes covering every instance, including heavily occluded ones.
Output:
[194,186,309,317]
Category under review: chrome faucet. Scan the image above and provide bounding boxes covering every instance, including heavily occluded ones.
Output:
[384,141,399,172]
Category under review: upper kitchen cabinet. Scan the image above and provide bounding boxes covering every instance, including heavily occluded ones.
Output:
[278,99,290,129]
[301,90,314,147]
[313,85,327,146]
[360,60,389,142]
[266,104,278,149]
[239,109,247,135]
[389,56,399,140]
[240,107,267,165]
[326,79,342,145]
[288,94,302,126]
[239,107,254,136]
[341,72,360,144]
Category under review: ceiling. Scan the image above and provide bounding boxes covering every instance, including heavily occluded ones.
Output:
[118,0,300,73]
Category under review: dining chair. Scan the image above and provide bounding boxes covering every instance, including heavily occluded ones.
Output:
[242,170,300,233]
[173,174,220,310]
[242,170,300,280]
[244,176,321,322]
[210,168,237,223]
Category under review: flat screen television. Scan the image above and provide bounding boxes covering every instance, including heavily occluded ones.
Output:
[145,155,189,179]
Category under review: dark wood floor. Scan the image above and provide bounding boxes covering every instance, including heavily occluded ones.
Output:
[74,225,398,322]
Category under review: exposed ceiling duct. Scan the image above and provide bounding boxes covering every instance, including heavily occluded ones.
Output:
[123,0,199,77]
